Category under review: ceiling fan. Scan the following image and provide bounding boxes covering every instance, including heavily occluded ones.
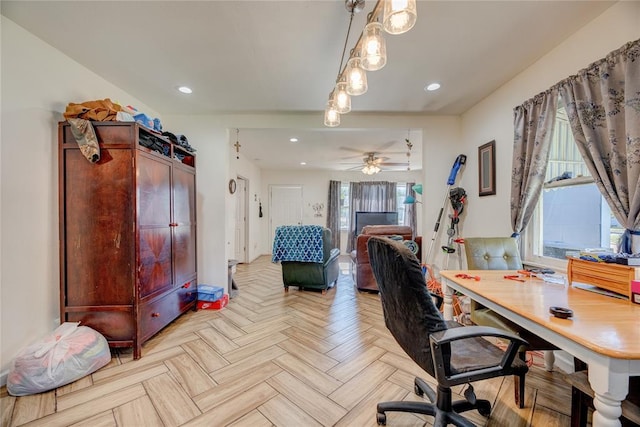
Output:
[344,152,410,174]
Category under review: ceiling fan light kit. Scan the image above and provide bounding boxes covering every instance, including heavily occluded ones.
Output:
[324,0,417,127]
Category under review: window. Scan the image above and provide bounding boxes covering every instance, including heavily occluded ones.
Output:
[524,107,622,268]
[338,182,408,230]
[396,184,407,225]
[340,182,350,230]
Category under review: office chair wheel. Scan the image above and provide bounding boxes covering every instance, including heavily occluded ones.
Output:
[376,412,387,425]
[414,383,423,396]
[477,401,492,417]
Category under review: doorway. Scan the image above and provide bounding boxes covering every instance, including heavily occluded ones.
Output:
[269,185,303,251]
[234,176,248,263]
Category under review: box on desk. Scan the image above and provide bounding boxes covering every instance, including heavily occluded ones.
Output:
[632,280,640,304]
[567,257,638,300]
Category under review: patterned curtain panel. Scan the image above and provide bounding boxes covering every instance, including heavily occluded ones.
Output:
[511,90,559,237]
[326,180,342,251]
[558,38,640,253]
[405,182,417,237]
[347,181,398,253]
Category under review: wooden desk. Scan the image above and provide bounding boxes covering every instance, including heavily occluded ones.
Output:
[440,270,640,427]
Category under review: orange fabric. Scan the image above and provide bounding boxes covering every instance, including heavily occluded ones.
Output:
[63,98,127,121]
[425,264,463,317]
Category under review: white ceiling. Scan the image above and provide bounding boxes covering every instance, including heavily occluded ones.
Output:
[2,0,615,171]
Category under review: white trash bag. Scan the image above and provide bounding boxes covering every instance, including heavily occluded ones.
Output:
[7,322,111,396]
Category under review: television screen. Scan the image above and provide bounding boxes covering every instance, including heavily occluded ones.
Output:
[355,211,399,236]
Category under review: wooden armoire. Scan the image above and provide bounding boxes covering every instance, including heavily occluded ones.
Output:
[58,121,197,359]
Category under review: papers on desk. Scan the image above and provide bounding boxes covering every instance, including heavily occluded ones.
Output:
[539,273,566,285]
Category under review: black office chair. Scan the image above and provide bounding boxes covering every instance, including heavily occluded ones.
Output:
[367,236,529,426]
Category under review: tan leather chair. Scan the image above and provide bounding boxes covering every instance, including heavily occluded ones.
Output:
[464,237,557,408]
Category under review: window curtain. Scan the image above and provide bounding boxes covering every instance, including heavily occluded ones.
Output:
[557,38,640,253]
[405,182,417,237]
[346,181,397,253]
[511,90,559,239]
[326,180,342,250]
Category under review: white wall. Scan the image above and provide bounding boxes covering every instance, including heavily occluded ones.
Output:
[459,1,640,239]
[0,17,160,382]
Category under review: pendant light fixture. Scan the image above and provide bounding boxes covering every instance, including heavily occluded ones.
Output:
[361,22,387,71]
[383,0,417,35]
[324,100,341,127]
[334,81,352,113]
[324,0,417,127]
[345,56,368,96]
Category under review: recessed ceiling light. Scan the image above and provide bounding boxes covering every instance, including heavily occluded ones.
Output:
[177,86,193,94]
[290,137,299,143]
[300,162,307,166]
[425,83,441,92]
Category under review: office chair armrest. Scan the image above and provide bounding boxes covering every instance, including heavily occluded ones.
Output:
[431,325,527,347]
[429,326,528,387]
[429,292,444,310]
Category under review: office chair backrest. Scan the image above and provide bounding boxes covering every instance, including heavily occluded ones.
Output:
[464,237,523,270]
[367,236,447,376]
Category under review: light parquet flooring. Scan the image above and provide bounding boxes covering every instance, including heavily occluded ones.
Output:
[1,256,579,427]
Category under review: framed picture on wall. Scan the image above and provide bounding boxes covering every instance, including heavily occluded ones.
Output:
[478,140,496,196]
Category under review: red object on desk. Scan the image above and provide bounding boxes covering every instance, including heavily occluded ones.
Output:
[455,273,480,281]
[504,275,526,282]
[632,280,640,304]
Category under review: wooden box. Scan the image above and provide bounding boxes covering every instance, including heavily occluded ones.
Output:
[567,257,638,299]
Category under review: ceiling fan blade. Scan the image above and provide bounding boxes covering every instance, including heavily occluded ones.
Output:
[376,140,398,151]
[340,154,365,160]
[339,146,364,154]
[372,156,389,164]
[379,162,410,167]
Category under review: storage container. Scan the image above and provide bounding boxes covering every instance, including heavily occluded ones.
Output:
[197,285,224,302]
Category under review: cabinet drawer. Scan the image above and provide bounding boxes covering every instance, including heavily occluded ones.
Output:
[177,279,197,310]
[140,281,196,341]
[140,290,182,341]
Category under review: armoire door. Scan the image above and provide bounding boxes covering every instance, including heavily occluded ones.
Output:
[137,153,173,299]
[172,166,197,285]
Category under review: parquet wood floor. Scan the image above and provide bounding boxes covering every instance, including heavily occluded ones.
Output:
[1,256,579,426]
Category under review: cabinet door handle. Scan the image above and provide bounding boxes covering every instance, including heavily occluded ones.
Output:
[151,312,160,318]
[169,223,178,227]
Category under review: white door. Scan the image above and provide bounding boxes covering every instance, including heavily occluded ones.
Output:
[270,185,303,252]
[234,177,248,263]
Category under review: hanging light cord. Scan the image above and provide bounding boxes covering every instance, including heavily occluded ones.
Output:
[336,6,356,81]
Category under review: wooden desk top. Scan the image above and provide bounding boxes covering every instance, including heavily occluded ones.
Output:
[441,270,640,359]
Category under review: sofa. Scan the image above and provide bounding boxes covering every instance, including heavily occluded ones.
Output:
[272,225,340,294]
[351,225,422,292]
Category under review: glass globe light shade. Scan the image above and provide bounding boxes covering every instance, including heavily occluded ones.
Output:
[361,22,387,71]
[334,82,351,114]
[345,57,368,96]
[324,100,340,127]
[383,0,417,35]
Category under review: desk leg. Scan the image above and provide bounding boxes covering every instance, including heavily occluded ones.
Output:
[588,363,628,427]
[442,280,454,321]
